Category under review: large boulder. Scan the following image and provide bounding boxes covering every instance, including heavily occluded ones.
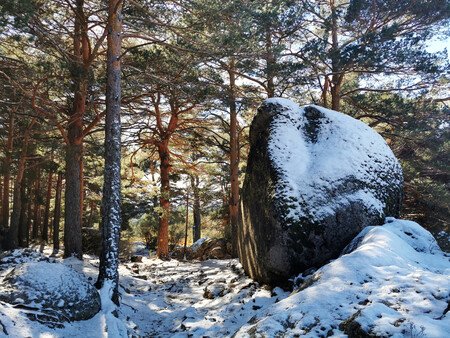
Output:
[238,98,403,285]
[0,261,101,321]
[192,238,232,260]
[170,238,232,261]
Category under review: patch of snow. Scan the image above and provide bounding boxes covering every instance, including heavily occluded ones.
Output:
[100,280,128,338]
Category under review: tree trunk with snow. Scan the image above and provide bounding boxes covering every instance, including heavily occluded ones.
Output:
[96,0,123,305]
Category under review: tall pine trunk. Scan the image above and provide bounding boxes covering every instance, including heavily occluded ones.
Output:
[96,0,123,305]
[2,112,14,230]
[191,175,201,242]
[18,183,28,248]
[183,191,189,259]
[42,171,53,242]
[227,58,239,257]
[26,195,32,246]
[156,141,171,259]
[265,28,275,98]
[63,0,89,259]
[329,0,342,111]
[32,166,41,240]
[53,172,63,252]
[87,200,96,228]
[64,141,83,257]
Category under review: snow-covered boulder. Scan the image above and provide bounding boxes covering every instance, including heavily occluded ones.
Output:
[235,219,450,337]
[0,261,101,321]
[239,98,403,285]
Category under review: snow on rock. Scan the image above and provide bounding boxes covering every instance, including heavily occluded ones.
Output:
[191,237,210,252]
[0,260,100,322]
[239,98,403,285]
[235,219,450,338]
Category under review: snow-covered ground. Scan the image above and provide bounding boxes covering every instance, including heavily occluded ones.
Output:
[236,218,450,337]
[0,248,287,337]
[0,218,448,337]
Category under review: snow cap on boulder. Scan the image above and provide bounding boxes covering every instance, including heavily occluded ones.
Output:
[238,98,403,285]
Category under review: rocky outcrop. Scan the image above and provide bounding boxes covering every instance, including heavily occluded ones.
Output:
[238,98,403,285]
[0,261,101,321]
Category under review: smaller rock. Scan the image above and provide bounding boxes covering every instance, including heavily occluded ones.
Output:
[170,246,193,260]
[130,255,143,263]
[131,263,140,274]
[203,284,227,299]
[0,261,100,322]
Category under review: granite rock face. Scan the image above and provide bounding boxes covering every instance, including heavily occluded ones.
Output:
[238,98,403,285]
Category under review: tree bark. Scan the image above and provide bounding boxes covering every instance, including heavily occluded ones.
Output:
[42,171,53,242]
[265,28,276,98]
[53,172,63,252]
[227,58,239,257]
[183,190,189,259]
[32,166,41,240]
[191,175,201,242]
[330,0,342,111]
[64,142,83,257]
[96,0,123,305]
[87,200,96,228]
[156,140,171,259]
[0,178,3,235]
[63,0,89,259]
[26,193,32,246]
[18,182,28,248]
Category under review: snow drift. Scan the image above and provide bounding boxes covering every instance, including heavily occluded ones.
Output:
[235,218,450,337]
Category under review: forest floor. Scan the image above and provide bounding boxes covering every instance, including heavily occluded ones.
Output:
[0,247,288,338]
[0,218,449,338]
